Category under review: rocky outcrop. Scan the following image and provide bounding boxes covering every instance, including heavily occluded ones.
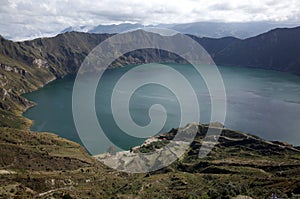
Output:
[98,122,300,173]
[0,63,28,75]
[32,58,49,68]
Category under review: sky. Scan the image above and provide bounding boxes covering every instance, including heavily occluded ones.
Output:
[1,0,300,40]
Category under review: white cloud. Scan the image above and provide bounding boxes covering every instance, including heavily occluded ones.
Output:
[1,0,300,40]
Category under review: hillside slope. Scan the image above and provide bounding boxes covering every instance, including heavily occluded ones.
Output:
[0,127,133,198]
[1,123,300,198]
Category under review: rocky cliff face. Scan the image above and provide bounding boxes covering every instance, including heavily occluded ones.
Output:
[0,32,108,127]
[0,31,187,127]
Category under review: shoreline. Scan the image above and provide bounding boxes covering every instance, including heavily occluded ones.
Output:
[21,75,57,130]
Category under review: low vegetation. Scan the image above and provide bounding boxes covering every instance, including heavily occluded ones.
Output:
[1,124,300,198]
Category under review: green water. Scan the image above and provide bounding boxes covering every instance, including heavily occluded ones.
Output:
[23,64,300,154]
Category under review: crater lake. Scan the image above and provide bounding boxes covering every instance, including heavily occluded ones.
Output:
[23,64,300,155]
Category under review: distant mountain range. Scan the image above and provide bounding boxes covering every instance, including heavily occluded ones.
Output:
[61,22,299,39]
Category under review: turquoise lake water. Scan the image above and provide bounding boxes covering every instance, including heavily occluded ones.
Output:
[23,64,300,154]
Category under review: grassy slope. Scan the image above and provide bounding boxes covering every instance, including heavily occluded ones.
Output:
[0,127,134,198]
[1,124,300,198]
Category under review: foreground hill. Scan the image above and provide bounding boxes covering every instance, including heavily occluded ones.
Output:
[1,123,300,198]
[0,127,132,198]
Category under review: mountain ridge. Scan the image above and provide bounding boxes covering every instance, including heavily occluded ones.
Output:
[59,22,300,40]
[212,26,300,73]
